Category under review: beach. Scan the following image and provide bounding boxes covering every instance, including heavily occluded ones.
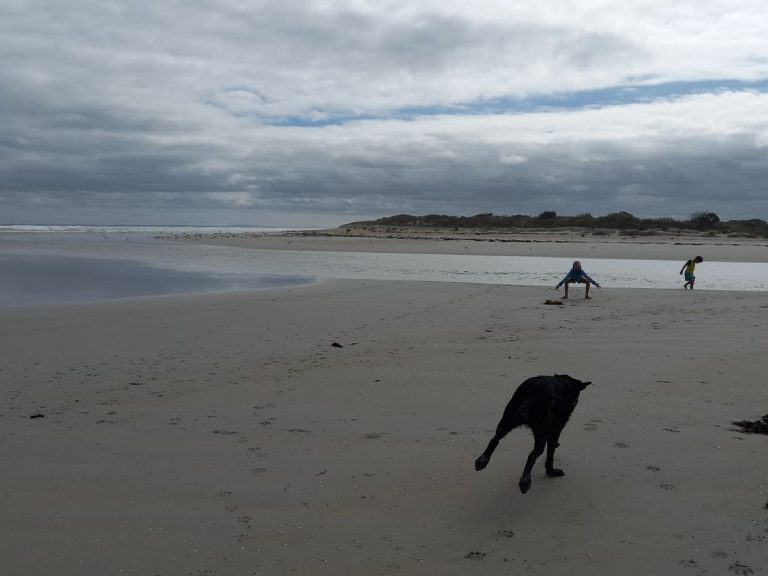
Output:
[2,235,768,575]
[165,226,768,262]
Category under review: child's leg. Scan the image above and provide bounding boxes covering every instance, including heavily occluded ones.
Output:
[585,282,591,299]
[563,282,569,298]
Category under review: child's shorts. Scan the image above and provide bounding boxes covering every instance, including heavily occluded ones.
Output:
[684,272,695,281]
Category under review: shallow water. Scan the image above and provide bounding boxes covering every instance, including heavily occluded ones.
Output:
[0,252,313,307]
[2,230,768,306]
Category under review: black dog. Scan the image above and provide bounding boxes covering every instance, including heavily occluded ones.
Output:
[474,374,591,494]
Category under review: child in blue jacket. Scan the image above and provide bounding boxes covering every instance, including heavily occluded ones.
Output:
[555,261,601,299]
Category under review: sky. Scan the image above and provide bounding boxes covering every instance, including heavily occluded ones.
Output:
[2,0,768,227]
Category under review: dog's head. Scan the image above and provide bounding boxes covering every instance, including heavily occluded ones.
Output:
[556,374,592,392]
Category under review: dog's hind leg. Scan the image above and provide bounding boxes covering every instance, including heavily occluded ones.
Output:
[518,433,546,494]
[475,397,529,472]
[474,419,517,471]
[544,432,565,478]
[475,395,528,472]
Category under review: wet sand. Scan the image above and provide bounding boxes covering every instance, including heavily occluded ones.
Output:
[2,276,767,575]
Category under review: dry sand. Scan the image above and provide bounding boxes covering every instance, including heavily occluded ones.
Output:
[2,239,768,575]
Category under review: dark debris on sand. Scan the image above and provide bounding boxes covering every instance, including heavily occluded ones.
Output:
[732,414,768,435]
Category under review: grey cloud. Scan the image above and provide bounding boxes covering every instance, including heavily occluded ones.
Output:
[4,99,768,222]
[1,1,768,225]
[2,1,643,121]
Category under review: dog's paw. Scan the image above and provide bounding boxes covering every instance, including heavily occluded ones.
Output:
[518,476,531,494]
[474,455,489,471]
[546,468,565,477]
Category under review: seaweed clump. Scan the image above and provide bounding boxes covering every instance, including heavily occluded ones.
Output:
[732,414,768,435]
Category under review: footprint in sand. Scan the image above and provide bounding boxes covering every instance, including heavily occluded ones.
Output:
[728,562,754,575]
[710,549,729,559]
[496,529,515,539]
[464,551,486,560]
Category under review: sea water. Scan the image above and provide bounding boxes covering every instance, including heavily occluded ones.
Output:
[2,227,768,306]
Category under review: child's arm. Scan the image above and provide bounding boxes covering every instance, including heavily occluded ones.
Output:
[584,273,600,287]
[680,260,690,274]
[555,272,571,288]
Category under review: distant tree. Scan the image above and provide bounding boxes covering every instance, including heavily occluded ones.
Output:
[723,218,768,236]
[689,212,721,230]
[466,213,496,227]
[538,211,557,219]
[597,211,638,229]
[738,218,768,227]
[647,217,678,231]
[571,212,595,227]
[376,214,418,226]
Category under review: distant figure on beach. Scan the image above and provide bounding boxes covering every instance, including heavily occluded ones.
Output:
[680,256,703,289]
[555,261,601,299]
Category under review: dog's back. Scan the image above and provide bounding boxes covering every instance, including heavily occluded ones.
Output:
[503,374,586,434]
[475,374,591,493]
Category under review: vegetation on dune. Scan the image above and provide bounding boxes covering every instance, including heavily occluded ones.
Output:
[345,211,768,237]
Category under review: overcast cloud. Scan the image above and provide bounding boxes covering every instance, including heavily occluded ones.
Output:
[2,0,768,226]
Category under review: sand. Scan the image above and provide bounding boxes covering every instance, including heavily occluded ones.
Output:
[2,238,768,575]
[163,226,768,262]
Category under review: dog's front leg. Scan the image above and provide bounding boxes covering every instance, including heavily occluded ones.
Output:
[519,435,546,494]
